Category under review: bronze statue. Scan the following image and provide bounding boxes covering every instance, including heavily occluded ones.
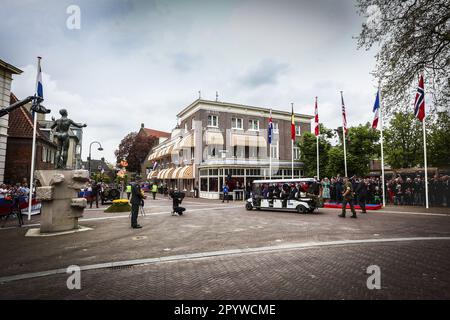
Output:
[51,109,86,169]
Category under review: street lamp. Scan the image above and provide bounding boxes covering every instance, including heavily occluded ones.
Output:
[88,141,103,176]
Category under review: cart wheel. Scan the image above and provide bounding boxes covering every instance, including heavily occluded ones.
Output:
[296,205,306,214]
[245,202,253,210]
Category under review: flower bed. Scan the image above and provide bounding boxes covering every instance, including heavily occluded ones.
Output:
[104,199,131,213]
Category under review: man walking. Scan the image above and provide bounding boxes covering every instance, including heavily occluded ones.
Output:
[222,184,229,203]
[338,177,357,218]
[130,182,144,229]
[151,182,158,200]
[355,178,368,214]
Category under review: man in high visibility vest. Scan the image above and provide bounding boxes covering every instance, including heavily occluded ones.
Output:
[126,184,132,200]
[151,182,158,200]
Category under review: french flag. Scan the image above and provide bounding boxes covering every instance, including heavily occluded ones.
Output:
[372,90,380,129]
[36,57,43,99]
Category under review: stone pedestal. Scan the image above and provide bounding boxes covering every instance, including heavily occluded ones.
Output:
[35,170,89,233]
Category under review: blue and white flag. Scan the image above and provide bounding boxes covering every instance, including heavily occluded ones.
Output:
[36,57,43,99]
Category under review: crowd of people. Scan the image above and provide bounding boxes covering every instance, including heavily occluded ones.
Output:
[318,174,450,208]
[0,183,30,200]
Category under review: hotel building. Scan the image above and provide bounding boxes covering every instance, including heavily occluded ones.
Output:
[146,99,313,199]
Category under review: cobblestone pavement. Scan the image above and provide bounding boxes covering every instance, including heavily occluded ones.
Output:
[0,197,449,299]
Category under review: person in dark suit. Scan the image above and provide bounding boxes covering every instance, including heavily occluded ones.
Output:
[130,182,145,229]
[355,178,368,213]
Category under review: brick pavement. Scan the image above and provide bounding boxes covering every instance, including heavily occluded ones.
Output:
[0,197,449,299]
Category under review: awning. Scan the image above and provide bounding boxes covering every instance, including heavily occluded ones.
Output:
[171,167,184,179]
[179,165,194,179]
[149,170,158,178]
[179,133,195,148]
[157,169,168,179]
[248,135,266,147]
[148,151,157,161]
[163,168,175,179]
[231,134,267,147]
[231,134,247,146]
[205,131,224,145]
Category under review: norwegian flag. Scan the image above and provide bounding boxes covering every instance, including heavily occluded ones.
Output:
[340,91,348,135]
[414,75,425,122]
[372,90,380,129]
[314,97,319,136]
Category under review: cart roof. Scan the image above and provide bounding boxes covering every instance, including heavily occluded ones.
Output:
[252,178,316,184]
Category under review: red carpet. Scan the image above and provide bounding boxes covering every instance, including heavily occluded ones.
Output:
[324,202,382,210]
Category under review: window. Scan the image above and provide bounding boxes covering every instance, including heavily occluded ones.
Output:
[42,147,47,162]
[231,117,243,129]
[296,124,301,136]
[207,115,218,127]
[273,122,279,134]
[249,146,259,158]
[270,143,279,159]
[293,146,301,160]
[248,119,259,131]
[233,146,244,158]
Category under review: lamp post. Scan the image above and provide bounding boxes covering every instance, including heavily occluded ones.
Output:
[88,141,103,177]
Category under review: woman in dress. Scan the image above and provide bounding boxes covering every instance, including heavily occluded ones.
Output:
[321,177,331,203]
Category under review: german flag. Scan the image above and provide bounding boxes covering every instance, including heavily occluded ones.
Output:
[291,104,295,140]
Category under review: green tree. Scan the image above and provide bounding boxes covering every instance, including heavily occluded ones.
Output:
[356,0,450,114]
[299,124,335,178]
[428,111,450,167]
[346,123,380,176]
[384,112,423,168]
[326,147,345,177]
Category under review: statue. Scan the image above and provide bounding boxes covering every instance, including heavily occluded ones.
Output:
[51,109,86,169]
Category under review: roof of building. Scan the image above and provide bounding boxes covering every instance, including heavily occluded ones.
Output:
[0,58,22,74]
[141,127,171,138]
[177,99,314,120]
[8,94,55,146]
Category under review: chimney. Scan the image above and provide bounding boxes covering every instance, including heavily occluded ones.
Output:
[101,157,105,162]
[141,123,145,128]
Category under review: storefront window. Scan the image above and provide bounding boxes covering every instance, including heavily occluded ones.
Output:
[201,178,208,191]
[209,177,218,192]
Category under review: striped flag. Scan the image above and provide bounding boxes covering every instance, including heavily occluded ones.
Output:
[35,57,43,99]
[372,90,380,129]
[314,97,319,136]
[414,75,425,122]
[291,104,295,140]
[341,91,348,135]
[268,109,273,144]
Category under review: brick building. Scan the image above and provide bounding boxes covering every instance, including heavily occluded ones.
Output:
[147,99,313,199]
[4,94,57,185]
[0,59,22,184]
[138,124,170,174]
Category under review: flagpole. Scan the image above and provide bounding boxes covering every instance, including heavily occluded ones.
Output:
[315,97,319,180]
[269,109,272,180]
[340,91,348,177]
[378,86,386,207]
[423,119,429,209]
[27,57,41,221]
[291,103,294,179]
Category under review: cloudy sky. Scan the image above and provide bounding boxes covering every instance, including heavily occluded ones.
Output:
[1,0,379,163]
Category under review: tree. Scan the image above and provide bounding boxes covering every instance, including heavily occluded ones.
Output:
[428,111,450,167]
[115,132,137,164]
[384,112,423,168]
[114,132,158,173]
[346,123,381,176]
[356,0,450,114]
[299,124,334,178]
[127,134,158,173]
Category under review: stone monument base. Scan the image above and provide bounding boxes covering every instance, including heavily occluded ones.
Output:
[25,226,92,237]
[35,169,89,234]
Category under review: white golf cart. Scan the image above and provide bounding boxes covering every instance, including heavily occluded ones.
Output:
[245,178,320,213]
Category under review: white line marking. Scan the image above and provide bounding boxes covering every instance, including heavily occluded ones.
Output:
[1,236,449,284]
